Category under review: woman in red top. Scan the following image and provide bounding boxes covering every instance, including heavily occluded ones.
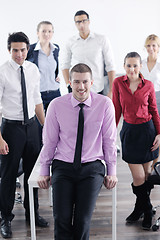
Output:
[112,52,160,230]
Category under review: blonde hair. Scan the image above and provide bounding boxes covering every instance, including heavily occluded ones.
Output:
[144,34,160,48]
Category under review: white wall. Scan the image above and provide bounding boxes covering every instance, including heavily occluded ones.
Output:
[1,0,160,93]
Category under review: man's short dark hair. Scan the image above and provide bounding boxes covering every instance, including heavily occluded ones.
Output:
[74,10,89,20]
[70,63,92,80]
[7,32,30,51]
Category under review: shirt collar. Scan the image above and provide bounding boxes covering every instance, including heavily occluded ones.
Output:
[76,32,95,40]
[144,57,160,63]
[34,41,57,51]
[122,74,145,85]
[71,93,91,108]
[9,58,26,71]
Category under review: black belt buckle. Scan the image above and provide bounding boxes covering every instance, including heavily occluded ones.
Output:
[22,121,27,125]
[22,116,35,125]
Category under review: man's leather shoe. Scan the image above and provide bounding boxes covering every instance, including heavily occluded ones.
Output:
[1,219,12,238]
[25,214,49,228]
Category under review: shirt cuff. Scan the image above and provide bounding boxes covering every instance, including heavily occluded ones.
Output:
[40,164,50,176]
[106,162,117,176]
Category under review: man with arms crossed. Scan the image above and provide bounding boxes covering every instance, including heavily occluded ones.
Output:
[0,32,48,239]
[38,63,117,239]
[61,10,116,98]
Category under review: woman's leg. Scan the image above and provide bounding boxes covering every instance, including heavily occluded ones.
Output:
[143,161,153,180]
[128,163,146,186]
[127,163,153,229]
[126,164,145,223]
[142,162,154,229]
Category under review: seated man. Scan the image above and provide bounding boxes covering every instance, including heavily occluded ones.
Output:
[38,63,118,239]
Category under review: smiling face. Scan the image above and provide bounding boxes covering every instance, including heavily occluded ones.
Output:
[69,72,93,102]
[146,40,159,58]
[37,23,54,44]
[124,57,142,81]
[9,42,28,66]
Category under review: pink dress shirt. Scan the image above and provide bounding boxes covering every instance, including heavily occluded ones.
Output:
[39,92,117,176]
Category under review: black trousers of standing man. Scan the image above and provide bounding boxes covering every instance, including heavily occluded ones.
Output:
[52,159,105,240]
[0,118,40,221]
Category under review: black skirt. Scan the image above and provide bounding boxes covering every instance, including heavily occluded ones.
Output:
[120,120,159,164]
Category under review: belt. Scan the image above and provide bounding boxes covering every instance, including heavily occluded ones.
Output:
[41,90,59,94]
[2,116,35,125]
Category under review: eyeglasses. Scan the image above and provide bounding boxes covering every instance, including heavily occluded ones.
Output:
[75,19,89,25]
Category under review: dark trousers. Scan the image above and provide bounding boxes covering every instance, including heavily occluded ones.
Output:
[41,89,61,113]
[98,90,104,95]
[51,160,105,240]
[0,120,40,221]
[38,89,61,146]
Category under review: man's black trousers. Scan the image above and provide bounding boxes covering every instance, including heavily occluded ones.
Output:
[0,119,40,220]
[52,159,105,240]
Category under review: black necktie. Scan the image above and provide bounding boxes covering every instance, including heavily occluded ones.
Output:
[20,66,29,123]
[73,103,85,170]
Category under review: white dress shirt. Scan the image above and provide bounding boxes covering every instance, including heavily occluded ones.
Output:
[61,32,115,93]
[141,58,160,92]
[0,59,42,120]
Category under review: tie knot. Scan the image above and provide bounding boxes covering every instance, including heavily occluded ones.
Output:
[78,103,85,109]
[20,66,23,72]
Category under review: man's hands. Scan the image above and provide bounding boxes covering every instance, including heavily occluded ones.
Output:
[103,175,118,189]
[38,175,118,191]
[38,176,51,189]
[55,77,60,83]
[0,137,9,155]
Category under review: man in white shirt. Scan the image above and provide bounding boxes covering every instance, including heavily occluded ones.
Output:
[0,32,48,239]
[61,10,116,98]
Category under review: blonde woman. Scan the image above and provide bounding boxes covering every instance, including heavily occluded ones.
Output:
[141,34,160,168]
